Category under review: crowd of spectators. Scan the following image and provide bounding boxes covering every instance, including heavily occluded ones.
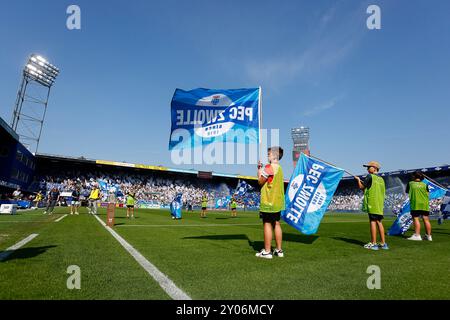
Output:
[33,170,260,208]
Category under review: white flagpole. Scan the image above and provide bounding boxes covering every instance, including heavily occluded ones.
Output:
[258,86,262,162]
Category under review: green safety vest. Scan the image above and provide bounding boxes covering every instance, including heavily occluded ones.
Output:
[126,195,135,206]
[260,164,285,213]
[202,198,207,207]
[408,181,429,211]
[363,174,385,215]
[231,200,237,209]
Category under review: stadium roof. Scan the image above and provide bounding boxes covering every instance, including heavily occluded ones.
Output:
[341,165,450,180]
[36,153,449,184]
[35,153,258,181]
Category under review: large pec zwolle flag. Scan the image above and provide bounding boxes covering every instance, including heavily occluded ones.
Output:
[169,88,260,150]
[282,154,344,235]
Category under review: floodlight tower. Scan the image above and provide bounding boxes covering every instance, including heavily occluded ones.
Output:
[11,54,60,154]
[291,126,310,168]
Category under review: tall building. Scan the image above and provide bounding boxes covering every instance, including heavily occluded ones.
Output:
[291,127,310,168]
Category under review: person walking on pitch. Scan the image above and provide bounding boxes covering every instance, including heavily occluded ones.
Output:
[126,191,136,219]
[44,187,60,215]
[201,194,208,218]
[256,146,286,259]
[230,197,237,217]
[355,161,389,250]
[406,171,432,241]
[88,185,101,215]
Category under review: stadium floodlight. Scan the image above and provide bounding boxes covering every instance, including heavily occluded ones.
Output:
[11,54,60,154]
[23,54,60,88]
[291,126,310,168]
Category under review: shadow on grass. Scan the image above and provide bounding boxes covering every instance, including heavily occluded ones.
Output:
[183,234,249,241]
[215,217,232,220]
[332,237,365,246]
[0,245,57,262]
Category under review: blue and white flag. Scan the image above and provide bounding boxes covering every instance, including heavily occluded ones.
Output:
[282,154,344,235]
[170,193,183,219]
[169,88,260,150]
[234,180,253,197]
[388,179,448,235]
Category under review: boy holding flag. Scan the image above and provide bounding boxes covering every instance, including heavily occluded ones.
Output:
[406,171,432,241]
[355,161,389,250]
[256,146,285,259]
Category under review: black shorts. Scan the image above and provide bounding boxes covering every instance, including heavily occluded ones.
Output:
[127,205,134,208]
[231,208,236,211]
[368,214,384,221]
[202,207,207,210]
[411,210,429,218]
[260,212,281,223]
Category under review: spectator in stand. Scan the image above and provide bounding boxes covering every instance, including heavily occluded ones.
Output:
[12,187,22,200]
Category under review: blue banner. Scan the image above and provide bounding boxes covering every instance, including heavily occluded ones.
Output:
[388,179,448,235]
[215,196,231,209]
[282,154,344,235]
[169,88,260,150]
[170,193,183,219]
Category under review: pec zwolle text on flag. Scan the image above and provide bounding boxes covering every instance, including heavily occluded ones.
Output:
[169,88,260,150]
[282,154,344,235]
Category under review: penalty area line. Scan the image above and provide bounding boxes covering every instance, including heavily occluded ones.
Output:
[55,214,68,222]
[0,233,39,261]
[92,214,191,300]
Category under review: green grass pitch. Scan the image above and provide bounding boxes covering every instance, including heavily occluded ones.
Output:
[0,207,449,299]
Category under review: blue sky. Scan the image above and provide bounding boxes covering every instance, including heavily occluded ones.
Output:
[1,0,449,179]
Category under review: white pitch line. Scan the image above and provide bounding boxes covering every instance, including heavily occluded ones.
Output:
[0,233,39,261]
[55,214,68,222]
[92,214,191,300]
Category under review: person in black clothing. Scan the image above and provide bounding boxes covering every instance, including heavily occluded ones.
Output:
[70,187,81,215]
[44,187,60,215]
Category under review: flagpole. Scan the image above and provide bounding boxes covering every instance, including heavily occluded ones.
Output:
[308,154,359,177]
[258,86,262,162]
[423,174,449,191]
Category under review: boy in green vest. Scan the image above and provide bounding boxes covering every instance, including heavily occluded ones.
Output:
[406,171,432,241]
[256,146,286,259]
[201,194,208,218]
[230,197,237,217]
[126,191,136,219]
[355,161,389,250]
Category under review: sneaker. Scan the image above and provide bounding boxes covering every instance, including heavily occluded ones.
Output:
[75,212,79,215]
[255,249,273,259]
[43,211,47,215]
[379,243,389,250]
[424,234,433,241]
[364,242,378,249]
[273,249,284,257]
[407,234,422,241]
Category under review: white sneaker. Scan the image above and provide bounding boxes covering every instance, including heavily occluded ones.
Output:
[424,234,433,241]
[43,211,47,215]
[255,249,273,259]
[407,234,422,241]
[273,249,284,257]
[75,212,79,215]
